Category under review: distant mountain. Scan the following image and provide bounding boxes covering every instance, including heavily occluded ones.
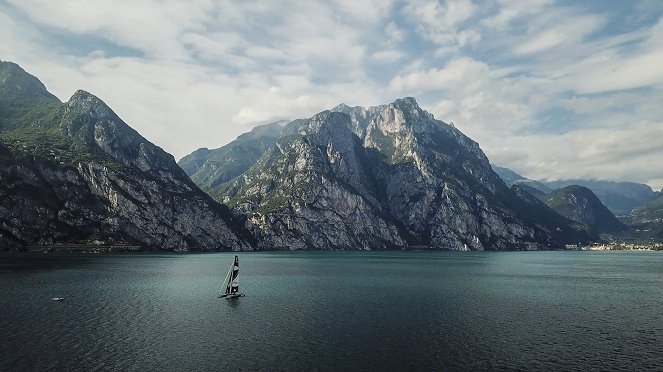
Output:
[0,61,248,250]
[629,194,663,221]
[191,98,590,250]
[545,179,658,215]
[620,194,663,242]
[179,121,285,191]
[516,183,548,200]
[492,165,658,214]
[491,166,525,186]
[491,166,552,194]
[544,186,625,233]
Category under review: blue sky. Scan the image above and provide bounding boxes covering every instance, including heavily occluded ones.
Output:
[2,0,663,189]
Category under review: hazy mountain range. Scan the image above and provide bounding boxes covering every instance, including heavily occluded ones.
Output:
[1,61,661,250]
[492,166,660,215]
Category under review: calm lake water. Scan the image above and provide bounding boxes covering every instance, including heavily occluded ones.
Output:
[1,251,662,371]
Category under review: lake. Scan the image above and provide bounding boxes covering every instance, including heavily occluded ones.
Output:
[1,251,662,371]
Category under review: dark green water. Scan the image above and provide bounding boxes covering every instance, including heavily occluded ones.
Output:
[0,251,661,371]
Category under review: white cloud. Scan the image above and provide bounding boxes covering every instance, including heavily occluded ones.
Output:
[514,14,607,55]
[1,0,663,190]
[7,0,213,60]
[482,0,554,30]
[573,49,663,94]
[403,0,479,47]
[388,57,491,93]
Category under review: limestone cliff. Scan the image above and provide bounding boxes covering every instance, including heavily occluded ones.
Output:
[206,98,589,250]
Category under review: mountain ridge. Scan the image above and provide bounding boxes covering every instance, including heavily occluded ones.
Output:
[0,61,249,250]
[185,97,591,250]
[544,185,625,233]
[492,165,658,214]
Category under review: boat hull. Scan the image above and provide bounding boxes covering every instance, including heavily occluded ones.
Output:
[218,293,245,299]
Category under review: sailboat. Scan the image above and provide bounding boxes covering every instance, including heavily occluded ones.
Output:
[218,255,245,298]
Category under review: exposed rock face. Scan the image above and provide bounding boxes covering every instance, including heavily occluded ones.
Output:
[210,98,589,250]
[545,185,625,233]
[220,111,404,250]
[0,62,248,250]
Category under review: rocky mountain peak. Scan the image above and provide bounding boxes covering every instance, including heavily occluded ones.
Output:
[61,90,175,173]
[330,102,385,136]
[391,96,420,110]
[301,111,353,143]
[0,61,59,103]
[331,103,352,112]
[66,90,116,119]
[0,61,61,131]
[369,97,436,136]
[390,97,434,121]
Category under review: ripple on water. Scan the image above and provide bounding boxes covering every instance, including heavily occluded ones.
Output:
[1,251,662,371]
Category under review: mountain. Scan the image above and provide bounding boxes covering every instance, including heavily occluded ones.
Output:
[544,179,658,215]
[544,186,625,233]
[196,98,590,250]
[515,183,548,200]
[0,61,248,250]
[620,194,663,242]
[492,166,658,214]
[179,121,286,192]
[491,165,526,186]
[491,166,552,195]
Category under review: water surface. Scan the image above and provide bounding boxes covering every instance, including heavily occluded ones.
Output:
[1,251,661,371]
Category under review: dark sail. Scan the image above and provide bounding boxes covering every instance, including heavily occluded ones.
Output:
[219,255,244,298]
[230,255,239,294]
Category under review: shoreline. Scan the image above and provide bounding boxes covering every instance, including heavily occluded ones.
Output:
[1,244,662,253]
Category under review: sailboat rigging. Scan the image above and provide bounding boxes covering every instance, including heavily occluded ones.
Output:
[219,255,245,298]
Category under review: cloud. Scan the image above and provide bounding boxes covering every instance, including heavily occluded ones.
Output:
[482,0,554,30]
[576,121,663,163]
[573,50,663,94]
[513,13,606,55]
[385,22,405,44]
[403,0,480,47]
[6,0,213,60]
[1,0,663,190]
[388,57,491,93]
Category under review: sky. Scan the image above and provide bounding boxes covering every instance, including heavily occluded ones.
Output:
[1,0,663,190]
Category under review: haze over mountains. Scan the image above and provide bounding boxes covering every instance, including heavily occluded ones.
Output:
[492,166,660,215]
[2,61,662,250]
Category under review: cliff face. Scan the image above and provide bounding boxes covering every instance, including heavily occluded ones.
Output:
[0,62,248,250]
[208,98,589,250]
[219,111,405,250]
